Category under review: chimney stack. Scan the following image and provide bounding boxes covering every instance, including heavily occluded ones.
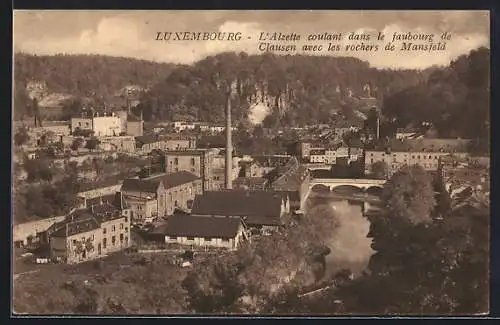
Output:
[225,86,233,190]
[376,114,380,140]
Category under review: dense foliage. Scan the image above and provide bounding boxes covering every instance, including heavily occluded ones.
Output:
[14,49,489,146]
[382,47,489,144]
[381,165,436,225]
[182,204,340,314]
[331,203,489,315]
[13,53,178,119]
[139,52,427,125]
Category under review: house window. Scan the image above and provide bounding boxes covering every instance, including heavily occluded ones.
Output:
[125,227,128,232]
[120,234,124,243]
[125,236,128,245]
[191,158,195,166]
[112,225,116,232]
[187,236,195,241]
[103,238,107,249]
[103,228,107,234]
[417,155,420,159]
[124,217,128,223]
[72,239,77,245]
[120,223,124,230]
[204,237,212,242]
[91,235,94,241]
[429,155,432,159]
[174,158,179,165]
[112,236,116,245]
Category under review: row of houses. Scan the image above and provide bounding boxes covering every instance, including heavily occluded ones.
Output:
[300,141,363,164]
[170,121,237,133]
[134,135,196,154]
[14,153,311,262]
[364,138,473,177]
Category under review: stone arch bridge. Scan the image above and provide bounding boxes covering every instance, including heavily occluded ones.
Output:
[300,178,387,211]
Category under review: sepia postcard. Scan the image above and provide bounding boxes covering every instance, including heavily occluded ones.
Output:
[12,10,491,317]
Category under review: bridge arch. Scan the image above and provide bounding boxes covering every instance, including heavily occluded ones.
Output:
[366,186,383,196]
[311,184,331,193]
[330,184,364,194]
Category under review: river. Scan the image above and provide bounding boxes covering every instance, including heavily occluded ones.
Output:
[305,193,375,278]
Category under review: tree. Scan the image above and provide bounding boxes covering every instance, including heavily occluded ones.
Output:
[331,200,489,315]
[24,158,54,182]
[92,158,105,180]
[72,128,94,137]
[381,165,436,226]
[330,163,352,178]
[14,127,30,146]
[181,201,342,314]
[85,137,100,151]
[182,255,244,314]
[32,97,42,127]
[370,161,390,180]
[64,161,78,177]
[24,184,55,218]
[71,137,85,151]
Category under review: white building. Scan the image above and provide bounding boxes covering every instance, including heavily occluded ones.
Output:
[310,146,349,165]
[71,111,122,137]
[309,149,326,163]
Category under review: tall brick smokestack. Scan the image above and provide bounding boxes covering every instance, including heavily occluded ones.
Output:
[225,87,233,189]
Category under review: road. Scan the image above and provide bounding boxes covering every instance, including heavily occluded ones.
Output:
[309,191,382,204]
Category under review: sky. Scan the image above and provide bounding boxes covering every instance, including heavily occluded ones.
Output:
[13,10,490,69]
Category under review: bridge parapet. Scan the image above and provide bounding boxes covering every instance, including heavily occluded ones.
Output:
[310,178,386,186]
[300,178,387,212]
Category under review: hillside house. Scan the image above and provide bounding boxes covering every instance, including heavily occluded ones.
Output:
[46,204,131,264]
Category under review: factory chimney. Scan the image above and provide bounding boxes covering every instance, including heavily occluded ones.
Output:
[376,114,380,140]
[225,84,233,189]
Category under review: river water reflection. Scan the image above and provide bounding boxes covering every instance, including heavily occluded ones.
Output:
[305,195,375,277]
